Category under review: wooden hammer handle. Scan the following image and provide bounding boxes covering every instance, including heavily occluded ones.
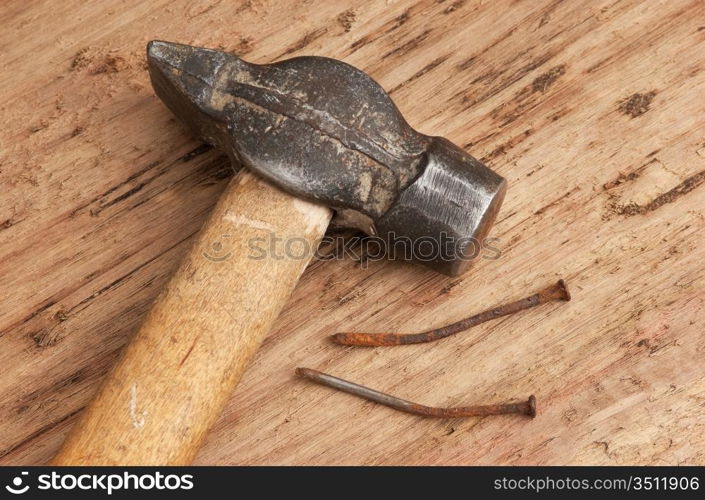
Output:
[53,170,331,465]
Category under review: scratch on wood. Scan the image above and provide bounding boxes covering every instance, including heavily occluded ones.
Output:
[610,169,705,217]
[130,383,147,429]
[179,338,198,368]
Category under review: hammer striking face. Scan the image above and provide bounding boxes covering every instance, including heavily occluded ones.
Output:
[148,40,506,276]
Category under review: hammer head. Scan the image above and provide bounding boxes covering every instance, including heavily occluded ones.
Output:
[148,41,506,276]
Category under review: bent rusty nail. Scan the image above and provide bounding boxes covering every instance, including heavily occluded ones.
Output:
[296,367,536,418]
[330,279,570,346]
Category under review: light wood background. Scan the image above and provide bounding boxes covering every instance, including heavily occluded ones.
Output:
[1,0,704,465]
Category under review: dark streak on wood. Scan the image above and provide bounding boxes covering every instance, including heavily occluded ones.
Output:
[72,145,224,219]
[495,209,517,225]
[532,64,566,93]
[602,157,658,192]
[69,159,164,218]
[349,34,373,51]
[603,171,640,191]
[481,129,533,162]
[385,9,411,33]
[477,26,519,59]
[73,230,199,312]
[549,107,569,122]
[389,55,449,93]
[462,129,500,150]
[0,216,26,231]
[179,338,199,367]
[20,361,109,406]
[0,407,83,460]
[9,228,199,349]
[381,29,432,60]
[534,187,580,216]
[459,53,554,112]
[456,56,476,72]
[487,63,566,127]
[278,27,328,58]
[347,7,418,55]
[196,156,233,186]
[439,279,462,295]
[99,182,146,210]
[178,143,213,162]
[1,300,56,338]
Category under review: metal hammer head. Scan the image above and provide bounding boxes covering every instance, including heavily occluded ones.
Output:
[147,41,506,276]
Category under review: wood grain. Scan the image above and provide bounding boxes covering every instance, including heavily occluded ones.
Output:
[1,0,704,465]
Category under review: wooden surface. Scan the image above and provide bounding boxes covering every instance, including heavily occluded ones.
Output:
[1,0,704,465]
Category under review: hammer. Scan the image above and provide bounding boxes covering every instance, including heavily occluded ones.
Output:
[53,41,506,465]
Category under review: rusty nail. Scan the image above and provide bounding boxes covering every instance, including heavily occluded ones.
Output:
[296,367,536,418]
[330,279,570,346]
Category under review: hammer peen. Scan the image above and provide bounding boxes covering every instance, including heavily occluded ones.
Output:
[52,41,506,465]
